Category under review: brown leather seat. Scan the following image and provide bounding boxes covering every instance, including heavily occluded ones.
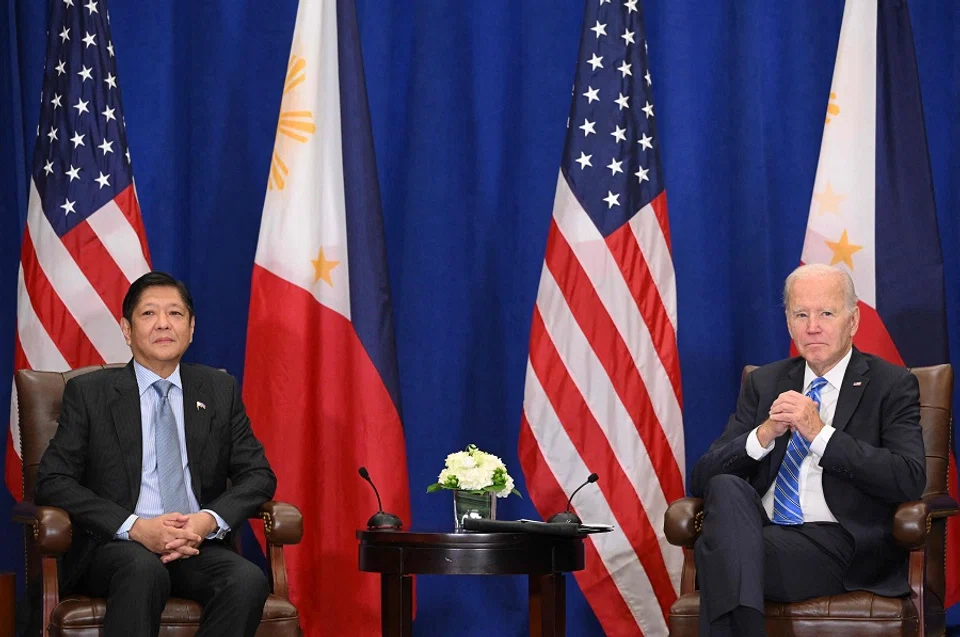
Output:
[664,364,958,637]
[11,365,304,636]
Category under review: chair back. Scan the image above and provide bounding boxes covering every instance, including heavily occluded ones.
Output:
[15,364,127,500]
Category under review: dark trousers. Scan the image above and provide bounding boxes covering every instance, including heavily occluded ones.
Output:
[80,540,269,637]
[695,474,855,637]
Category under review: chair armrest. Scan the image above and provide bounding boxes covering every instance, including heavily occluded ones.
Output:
[259,501,303,545]
[12,500,72,555]
[664,497,704,548]
[893,494,959,550]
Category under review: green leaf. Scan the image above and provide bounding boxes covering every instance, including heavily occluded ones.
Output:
[426,483,446,493]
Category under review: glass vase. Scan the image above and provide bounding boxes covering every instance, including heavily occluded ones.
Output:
[453,490,497,531]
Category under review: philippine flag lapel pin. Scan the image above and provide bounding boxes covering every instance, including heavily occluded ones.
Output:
[852,381,862,387]
[197,401,206,410]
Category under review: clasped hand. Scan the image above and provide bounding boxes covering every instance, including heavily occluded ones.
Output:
[758,390,823,445]
[130,512,217,564]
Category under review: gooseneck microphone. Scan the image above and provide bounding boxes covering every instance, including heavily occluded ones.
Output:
[547,473,599,524]
[358,467,403,529]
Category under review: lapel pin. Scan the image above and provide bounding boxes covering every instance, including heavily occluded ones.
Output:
[852,381,862,387]
[197,401,206,410]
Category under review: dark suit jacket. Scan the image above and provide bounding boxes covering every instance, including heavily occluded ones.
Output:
[690,348,926,597]
[35,361,277,592]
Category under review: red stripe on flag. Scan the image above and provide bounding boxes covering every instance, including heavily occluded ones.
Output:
[4,335,30,500]
[649,191,672,252]
[60,219,128,322]
[852,301,905,365]
[606,218,683,405]
[113,185,152,267]
[528,307,676,618]
[20,229,105,369]
[243,266,411,636]
[544,221,684,504]
[518,418,646,637]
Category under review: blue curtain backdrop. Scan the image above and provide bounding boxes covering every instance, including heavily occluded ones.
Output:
[2,1,959,635]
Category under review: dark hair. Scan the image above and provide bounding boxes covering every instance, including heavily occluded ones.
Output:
[122,272,195,323]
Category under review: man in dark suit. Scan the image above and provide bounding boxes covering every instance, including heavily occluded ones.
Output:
[36,271,277,637]
[690,264,926,636]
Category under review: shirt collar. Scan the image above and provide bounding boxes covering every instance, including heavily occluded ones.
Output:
[803,347,852,392]
[133,360,183,397]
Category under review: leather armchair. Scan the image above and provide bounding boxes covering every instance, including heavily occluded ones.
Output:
[664,364,958,637]
[11,365,304,636]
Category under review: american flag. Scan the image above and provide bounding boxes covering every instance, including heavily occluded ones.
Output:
[518,0,684,634]
[4,0,150,499]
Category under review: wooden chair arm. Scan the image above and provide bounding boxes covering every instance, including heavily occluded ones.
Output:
[893,494,959,550]
[257,500,302,600]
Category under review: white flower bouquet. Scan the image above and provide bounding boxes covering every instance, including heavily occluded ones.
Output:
[426,444,522,499]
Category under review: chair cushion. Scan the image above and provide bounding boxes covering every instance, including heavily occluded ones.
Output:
[670,591,918,637]
[52,593,298,627]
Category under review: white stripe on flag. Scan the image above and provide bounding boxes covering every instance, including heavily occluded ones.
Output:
[523,362,669,636]
[628,203,678,331]
[27,182,129,362]
[8,381,19,458]
[17,265,71,373]
[86,200,151,283]
[552,175,685,471]
[534,263,682,586]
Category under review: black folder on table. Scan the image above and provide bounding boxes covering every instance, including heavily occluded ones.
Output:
[462,518,613,537]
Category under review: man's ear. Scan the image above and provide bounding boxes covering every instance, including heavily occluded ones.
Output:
[189,315,196,344]
[120,317,132,346]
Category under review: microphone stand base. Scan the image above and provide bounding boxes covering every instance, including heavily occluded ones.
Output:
[546,512,582,525]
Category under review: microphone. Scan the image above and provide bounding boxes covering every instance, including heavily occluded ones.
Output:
[358,467,403,529]
[547,473,599,524]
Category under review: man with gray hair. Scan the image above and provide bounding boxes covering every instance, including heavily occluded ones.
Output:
[689,264,926,636]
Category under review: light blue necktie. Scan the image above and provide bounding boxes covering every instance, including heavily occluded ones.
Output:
[771,376,828,525]
[153,380,193,514]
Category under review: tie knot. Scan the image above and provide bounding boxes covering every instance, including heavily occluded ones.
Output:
[153,379,173,400]
[808,377,827,393]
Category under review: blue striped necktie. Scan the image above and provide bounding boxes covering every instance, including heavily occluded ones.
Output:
[153,380,193,514]
[771,376,828,525]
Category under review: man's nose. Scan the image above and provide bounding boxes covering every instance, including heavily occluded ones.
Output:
[155,312,171,328]
[806,318,821,332]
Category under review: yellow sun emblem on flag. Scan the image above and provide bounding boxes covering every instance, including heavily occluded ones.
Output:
[825,92,840,124]
[268,55,317,191]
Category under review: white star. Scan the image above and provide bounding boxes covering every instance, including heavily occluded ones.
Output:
[95,171,111,189]
[43,160,54,176]
[98,139,114,155]
[104,73,117,89]
[82,32,97,48]
[600,0,611,4]
[77,65,93,82]
[51,93,62,109]
[615,93,630,110]
[622,29,636,45]
[587,53,603,71]
[645,70,652,86]
[638,133,654,150]
[61,199,76,215]
[55,60,66,75]
[73,97,89,115]
[125,149,131,163]
[611,125,627,143]
[66,165,81,181]
[579,119,597,137]
[590,21,607,38]
[642,101,655,118]
[607,159,623,176]
[645,41,648,53]
[624,0,638,12]
[70,132,85,148]
[575,152,592,169]
[617,61,632,78]
[63,0,74,6]
[47,127,58,142]
[59,27,70,43]
[85,0,98,14]
[604,191,621,209]
[107,42,115,57]
[582,86,599,103]
[102,105,116,122]
[635,166,650,183]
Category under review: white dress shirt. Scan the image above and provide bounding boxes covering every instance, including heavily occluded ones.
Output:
[746,347,853,523]
[115,361,229,540]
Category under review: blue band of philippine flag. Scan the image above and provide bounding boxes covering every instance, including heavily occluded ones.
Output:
[800,0,958,610]
[242,0,412,634]
[5,0,151,499]
[518,0,685,635]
